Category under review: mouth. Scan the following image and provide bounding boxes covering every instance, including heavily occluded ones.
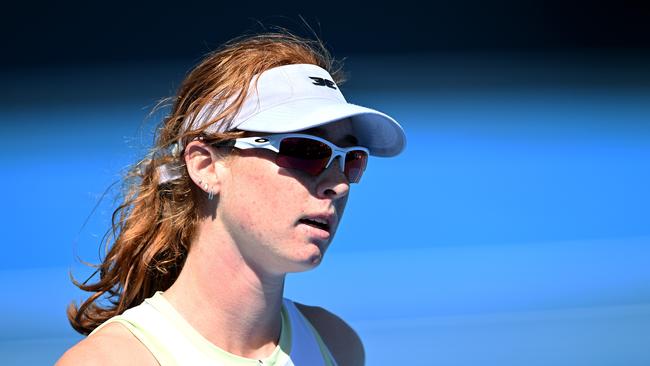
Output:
[298,217,331,233]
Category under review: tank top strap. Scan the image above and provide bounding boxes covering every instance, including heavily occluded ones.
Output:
[282,298,338,366]
[90,298,193,365]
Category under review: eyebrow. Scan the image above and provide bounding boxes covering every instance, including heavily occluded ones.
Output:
[343,134,359,145]
[309,127,359,146]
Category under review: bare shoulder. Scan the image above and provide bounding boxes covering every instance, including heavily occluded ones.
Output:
[56,322,158,366]
[295,303,365,366]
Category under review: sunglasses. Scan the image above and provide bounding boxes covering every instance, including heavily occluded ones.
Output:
[213,133,369,183]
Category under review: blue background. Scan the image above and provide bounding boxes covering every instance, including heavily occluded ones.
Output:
[2,53,649,365]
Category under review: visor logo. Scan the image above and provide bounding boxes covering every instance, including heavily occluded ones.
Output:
[309,76,337,90]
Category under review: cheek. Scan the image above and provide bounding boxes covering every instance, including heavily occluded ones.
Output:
[225,159,303,228]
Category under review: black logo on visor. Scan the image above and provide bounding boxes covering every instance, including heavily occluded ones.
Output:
[309,76,337,90]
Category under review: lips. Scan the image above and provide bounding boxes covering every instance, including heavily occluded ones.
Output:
[298,214,335,234]
[299,217,330,232]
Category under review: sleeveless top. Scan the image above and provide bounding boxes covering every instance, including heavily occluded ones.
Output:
[90,292,337,366]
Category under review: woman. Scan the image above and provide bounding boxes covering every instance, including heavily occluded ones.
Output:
[57,31,405,366]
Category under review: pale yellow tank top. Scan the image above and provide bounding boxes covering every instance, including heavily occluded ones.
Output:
[90,292,337,366]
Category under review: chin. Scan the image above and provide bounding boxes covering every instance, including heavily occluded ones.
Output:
[287,250,324,273]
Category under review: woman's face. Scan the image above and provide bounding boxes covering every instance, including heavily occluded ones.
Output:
[215,119,357,275]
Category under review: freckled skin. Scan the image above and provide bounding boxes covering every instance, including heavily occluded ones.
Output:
[215,120,355,276]
[56,119,365,366]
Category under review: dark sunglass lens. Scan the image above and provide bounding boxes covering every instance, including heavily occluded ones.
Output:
[277,138,332,176]
[344,150,368,183]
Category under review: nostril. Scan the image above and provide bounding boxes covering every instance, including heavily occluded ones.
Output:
[323,188,336,196]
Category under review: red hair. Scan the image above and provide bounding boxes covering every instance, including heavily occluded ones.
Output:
[68,31,346,335]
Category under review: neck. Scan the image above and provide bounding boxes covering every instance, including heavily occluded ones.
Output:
[163,219,286,359]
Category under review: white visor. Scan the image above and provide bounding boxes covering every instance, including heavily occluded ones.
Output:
[184,63,406,157]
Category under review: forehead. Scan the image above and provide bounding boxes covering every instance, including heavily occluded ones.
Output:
[301,118,359,146]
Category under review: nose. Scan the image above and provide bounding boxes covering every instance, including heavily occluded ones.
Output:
[316,157,350,199]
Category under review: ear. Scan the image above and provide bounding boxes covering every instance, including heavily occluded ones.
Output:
[184,140,227,196]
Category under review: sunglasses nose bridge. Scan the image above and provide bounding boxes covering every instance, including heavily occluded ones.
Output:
[326,149,347,173]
